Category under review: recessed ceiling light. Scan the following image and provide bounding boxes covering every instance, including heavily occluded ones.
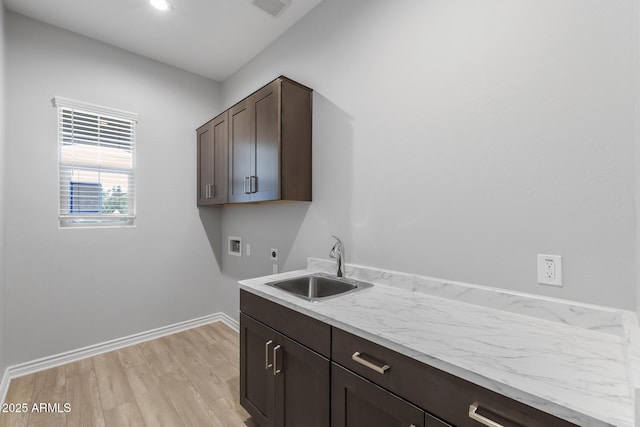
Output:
[149,0,171,11]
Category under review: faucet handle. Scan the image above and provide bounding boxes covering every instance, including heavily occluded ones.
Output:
[329,235,345,278]
[329,235,343,259]
[329,245,337,259]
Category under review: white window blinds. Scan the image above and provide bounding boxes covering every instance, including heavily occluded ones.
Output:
[53,97,138,227]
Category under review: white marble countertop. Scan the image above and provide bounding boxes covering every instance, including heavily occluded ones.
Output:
[239,258,639,427]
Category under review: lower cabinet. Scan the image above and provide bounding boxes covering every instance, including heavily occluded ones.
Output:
[240,313,330,427]
[332,363,450,427]
[239,290,577,427]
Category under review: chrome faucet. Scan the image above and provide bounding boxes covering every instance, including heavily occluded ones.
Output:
[329,235,345,278]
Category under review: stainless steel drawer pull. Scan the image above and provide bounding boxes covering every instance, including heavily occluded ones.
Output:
[468,404,504,427]
[244,177,250,194]
[351,352,390,374]
[264,340,273,370]
[273,345,282,376]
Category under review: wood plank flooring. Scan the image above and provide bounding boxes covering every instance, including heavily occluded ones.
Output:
[0,322,258,427]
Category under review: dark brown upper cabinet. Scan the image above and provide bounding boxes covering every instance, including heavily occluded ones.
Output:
[196,111,228,206]
[228,76,312,204]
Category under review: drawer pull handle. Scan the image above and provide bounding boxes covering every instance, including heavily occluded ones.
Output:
[273,345,282,376]
[352,352,390,374]
[468,404,504,427]
[265,340,273,369]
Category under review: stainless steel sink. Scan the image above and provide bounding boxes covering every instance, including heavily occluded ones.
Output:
[265,273,373,302]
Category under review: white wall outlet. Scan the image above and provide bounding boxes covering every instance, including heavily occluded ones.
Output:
[537,254,562,286]
[228,236,242,257]
[270,248,279,261]
[246,243,251,256]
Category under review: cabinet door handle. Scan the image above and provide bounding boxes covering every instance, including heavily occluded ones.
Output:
[468,404,504,427]
[265,340,273,369]
[244,176,250,194]
[352,352,390,374]
[209,184,214,199]
[273,345,282,376]
[250,176,257,193]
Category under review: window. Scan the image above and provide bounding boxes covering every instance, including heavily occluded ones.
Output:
[53,97,138,227]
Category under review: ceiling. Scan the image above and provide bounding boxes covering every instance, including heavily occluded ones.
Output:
[3,0,323,81]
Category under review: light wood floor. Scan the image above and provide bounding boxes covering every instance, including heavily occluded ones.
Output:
[0,322,258,427]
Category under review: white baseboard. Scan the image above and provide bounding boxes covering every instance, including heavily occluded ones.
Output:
[0,312,239,404]
[216,312,240,333]
[0,367,9,408]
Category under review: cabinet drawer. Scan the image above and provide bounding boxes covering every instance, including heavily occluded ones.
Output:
[240,290,331,357]
[332,327,577,427]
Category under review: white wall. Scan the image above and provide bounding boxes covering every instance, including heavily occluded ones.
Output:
[220,0,637,315]
[5,13,223,365]
[0,2,7,374]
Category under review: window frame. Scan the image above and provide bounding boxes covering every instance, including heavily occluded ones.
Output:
[52,96,139,228]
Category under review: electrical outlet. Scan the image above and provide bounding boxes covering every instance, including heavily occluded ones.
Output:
[270,248,279,261]
[544,259,554,279]
[537,254,562,286]
[246,244,251,256]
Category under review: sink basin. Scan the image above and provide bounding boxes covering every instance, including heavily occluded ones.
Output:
[265,273,373,302]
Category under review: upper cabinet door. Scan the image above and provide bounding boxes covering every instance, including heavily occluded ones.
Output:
[197,123,214,206]
[251,80,281,202]
[211,111,229,205]
[197,111,228,206]
[229,99,253,203]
